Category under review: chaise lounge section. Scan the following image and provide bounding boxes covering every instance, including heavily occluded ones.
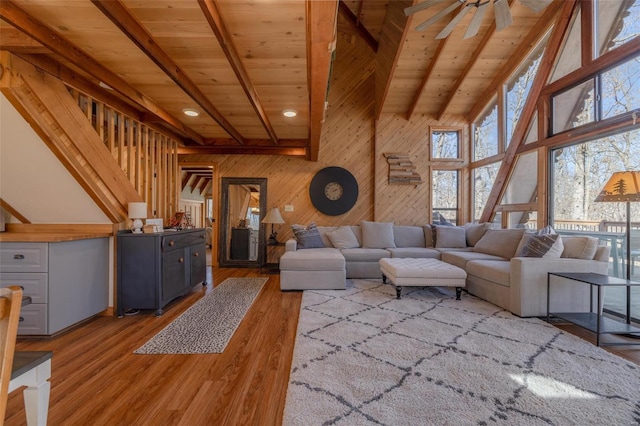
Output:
[279,222,611,317]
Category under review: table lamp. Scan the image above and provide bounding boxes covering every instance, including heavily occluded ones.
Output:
[262,207,285,245]
[595,171,640,322]
[128,202,147,234]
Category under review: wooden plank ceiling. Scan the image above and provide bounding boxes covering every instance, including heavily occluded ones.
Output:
[1,0,557,159]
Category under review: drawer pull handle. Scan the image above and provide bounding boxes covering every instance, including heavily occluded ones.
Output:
[169,241,175,246]
[194,252,199,257]
[19,317,25,322]
[14,254,25,260]
[179,257,184,263]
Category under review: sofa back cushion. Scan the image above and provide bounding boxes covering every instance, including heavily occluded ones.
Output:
[464,222,492,247]
[435,226,467,248]
[291,223,324,249]
[561,236,599,259]
[473,228,525,259]
[317,226,338,247]
[326,226,360,249]
[393,226,426,248]
[361,221,396,248]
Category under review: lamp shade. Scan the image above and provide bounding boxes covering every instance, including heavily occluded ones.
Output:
[128,202,147,219]
[261,207,285,224]
[594,171,640,202]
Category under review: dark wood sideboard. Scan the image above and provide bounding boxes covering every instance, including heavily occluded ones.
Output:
[117,228,207,316]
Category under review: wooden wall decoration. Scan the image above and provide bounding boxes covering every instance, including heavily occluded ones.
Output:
[383,152,422,185]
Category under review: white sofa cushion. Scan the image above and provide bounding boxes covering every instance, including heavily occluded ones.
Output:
[435,226,466,248]
[361,221,396,248]
[473,228,525,259]
[327,226,360,249]
[393,226,426,247]
[441,250,506,269]
[387,247,440,258]
[341,248,390,262]
[561,236,599,259]
[464,222,492,247]
[280,247,345,271]
[466,260,511,287]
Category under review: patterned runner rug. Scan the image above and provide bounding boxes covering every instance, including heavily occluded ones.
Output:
[284,279,640,425]
[135,277,267,354]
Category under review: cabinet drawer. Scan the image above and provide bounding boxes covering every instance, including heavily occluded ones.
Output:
[0,273,48,304]
[17,304,48,335]
[0,243,48,272]
[161,234,191,252]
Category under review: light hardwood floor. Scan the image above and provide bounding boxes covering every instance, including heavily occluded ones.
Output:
[5,268,640,425]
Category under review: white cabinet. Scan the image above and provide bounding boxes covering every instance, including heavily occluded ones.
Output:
[0,238,109,335]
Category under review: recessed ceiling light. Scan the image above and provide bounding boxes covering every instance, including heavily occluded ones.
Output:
[282,109,297,118]
[183,108,200,117]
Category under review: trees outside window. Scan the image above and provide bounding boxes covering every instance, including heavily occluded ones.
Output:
[432,170,458,225]
[431,130,460,159]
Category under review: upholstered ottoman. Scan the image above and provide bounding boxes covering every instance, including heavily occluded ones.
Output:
[379,258,467,299]
[280,248,346,290]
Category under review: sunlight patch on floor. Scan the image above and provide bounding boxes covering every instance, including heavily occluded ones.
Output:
[510,374,598,399]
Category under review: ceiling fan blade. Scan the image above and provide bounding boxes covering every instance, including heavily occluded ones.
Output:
[494,0,513,32]
[415,1,462,32]
[518,0,552,13]
[463,2,489,39]
[436,4,473,39]
[405,0,450,17]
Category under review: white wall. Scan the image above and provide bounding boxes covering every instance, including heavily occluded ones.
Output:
[0,94,109,223]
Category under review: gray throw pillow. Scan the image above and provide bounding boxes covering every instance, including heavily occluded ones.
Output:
[327,226,360,249]
[473,228,525,259]
[464,222,491,247]
[291,223,324,249]
[435,226,467,248]
[361,221,396,248]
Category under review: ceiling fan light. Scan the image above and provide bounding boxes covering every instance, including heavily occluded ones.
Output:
[183,108,200,117]
[283,109,297,118]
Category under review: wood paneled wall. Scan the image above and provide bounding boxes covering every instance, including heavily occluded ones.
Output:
[180,15,377,243]
[180,18,473,245]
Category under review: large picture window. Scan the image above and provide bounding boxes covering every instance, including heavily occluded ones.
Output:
[431,130,460,159]
[432,170,458,225]
[473,101,498,161]
[473,163,500,222]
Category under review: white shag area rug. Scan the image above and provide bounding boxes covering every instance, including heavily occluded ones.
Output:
[283,279,640,425]
[135,277,267,354]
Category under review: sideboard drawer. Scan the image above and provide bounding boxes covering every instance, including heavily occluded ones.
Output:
[0,273,48,304]
[17,304,48,335]
[0,243,48,273]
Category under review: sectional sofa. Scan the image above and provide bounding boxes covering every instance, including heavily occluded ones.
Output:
[280,221,611,317]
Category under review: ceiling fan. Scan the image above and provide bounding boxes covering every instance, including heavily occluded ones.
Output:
[404,0,552,40]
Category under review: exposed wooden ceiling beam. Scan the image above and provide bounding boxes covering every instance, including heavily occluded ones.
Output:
[479,0,577,223]
[181,172,193,191]
[203,138,308,147]
[0,27,48,53]
[375,0,415,120]
[0,0,205,144]
[178,145,307,156]
[198,0,278,145]
[468,0,562,121]
[338,1,379,52]
[406,37,450,120]
[307,0,339,162]
[0,198,30,223]
[90,0,244,146]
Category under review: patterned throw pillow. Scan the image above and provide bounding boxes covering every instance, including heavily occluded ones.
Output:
[515,234,564,258]
[291,223,324,249]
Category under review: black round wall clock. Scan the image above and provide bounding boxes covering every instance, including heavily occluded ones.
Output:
[309,166,359,216]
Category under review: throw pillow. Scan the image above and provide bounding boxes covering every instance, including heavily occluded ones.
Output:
[361,221,396,248]
[537,225,557,235]
[464,222,492,247]
[326,226,360,249]
[515,234,564,258]
[393,226,426,248]
[291,223,324,249]
[435,226,467,248]
[423,225,435,247]
[473,228,526,259]
[561,236,599,259]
